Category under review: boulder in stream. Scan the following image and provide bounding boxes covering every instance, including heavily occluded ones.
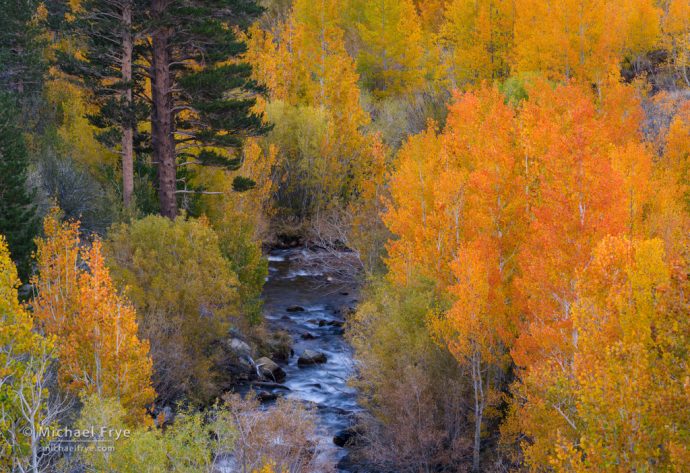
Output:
[256,357,286,382]
[333,426,363,447]
[286,305,305,312]
[298,349,327,366]
[257,390,278,403]
[235,355,257,379]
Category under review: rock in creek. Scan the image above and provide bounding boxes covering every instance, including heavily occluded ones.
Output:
[298,349,327,366]
[257,390,278,403]
[236,355,257,377]
[255,357,286,382]
[317,319,344,327]
[333,426,363,447]
[286,305,305,312]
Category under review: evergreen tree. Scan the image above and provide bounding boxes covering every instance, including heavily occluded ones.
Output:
[150,0,269,218]
[59,0,149,208]
[0,95,39,280]
[0,0,47,101]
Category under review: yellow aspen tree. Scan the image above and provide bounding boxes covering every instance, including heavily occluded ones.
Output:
[0,235,58,472]
[513,0,620,84]
[549,236,690,472]
[348,134,390,273]
[414,0,448,32]
[246,0,377,214]
[441,0,514,86]
[646,103,690,262]
[292,0,373,204]
[661,0,690,86]
[620,0,662,68]
[355,0,427,98]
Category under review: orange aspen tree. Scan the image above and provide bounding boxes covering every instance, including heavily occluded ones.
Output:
[33,210,154,422]
[511,83,628,370]
[505,83,631,467]
[383,123,463,288]
[385,87,524,471]
[383,86,524,290]
[600,82,653,238]
[435,86,524,472]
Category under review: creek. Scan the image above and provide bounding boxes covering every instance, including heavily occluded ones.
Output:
[260,247,364,471]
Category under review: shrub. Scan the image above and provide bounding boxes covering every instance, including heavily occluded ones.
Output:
[106,215,240,403]
[347,277,471,472]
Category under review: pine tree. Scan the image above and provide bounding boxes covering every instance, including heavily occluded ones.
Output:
[0,0,47,105]
[59,0,149,208]
[149,0,269,218]
[0,94,39,281]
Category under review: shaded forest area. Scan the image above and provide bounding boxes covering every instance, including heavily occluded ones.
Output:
[0,0,689,472]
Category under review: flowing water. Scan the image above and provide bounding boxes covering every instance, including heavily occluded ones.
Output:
[261,247,363,471]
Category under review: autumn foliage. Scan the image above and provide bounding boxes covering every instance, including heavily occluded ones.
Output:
[0,0,688,471]
[381,78,690,471]
[0,235,57,471]
[32,210,155,422]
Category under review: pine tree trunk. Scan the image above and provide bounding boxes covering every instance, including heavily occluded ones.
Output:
[151,0,177,218]
[121,1,134,208]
